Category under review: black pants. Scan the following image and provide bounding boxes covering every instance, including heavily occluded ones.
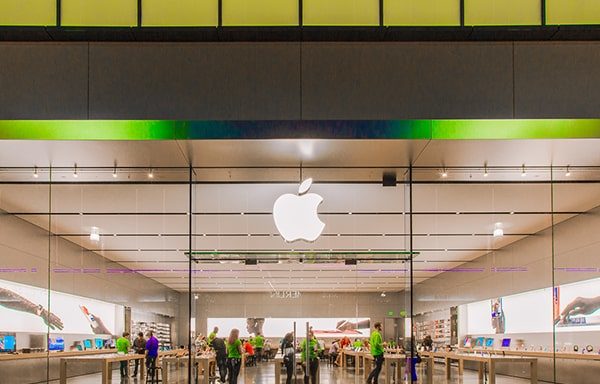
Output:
[133,356,143,375]
[255,347,263,362]
[285,358,294,384]
[146,355,157,382]
[217,356,228,382]
[367,355,384,384]
[227,358,241,384]
[120,361,128,376]
[303,358,318,384]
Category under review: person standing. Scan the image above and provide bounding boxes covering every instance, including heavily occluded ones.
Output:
[145,331,160,381]
[281,332,295,384]
[212,337,228,383]
[132,332,146,377]
[254,332,264,363]
[116,332,131,377]
[366,322,384,384]
[300,330,320,384]
[208,326,219,346]
[226,329,244,384]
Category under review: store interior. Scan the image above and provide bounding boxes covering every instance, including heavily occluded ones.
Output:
[0,138,599,383]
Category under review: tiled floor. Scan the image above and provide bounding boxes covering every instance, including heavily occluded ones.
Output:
[50,361,538,383]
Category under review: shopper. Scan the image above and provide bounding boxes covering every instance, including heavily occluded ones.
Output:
[263,338,273,361]
[366,322,384,384]
[330,339,340,366]
[208,326,219,346]
[145,331,160,382]
[422,335,433,351]
[212,337,228,383]
[300,330,320,384]
[281,332,295,384]
[116,332,131,377]
[132,332,146,377]
[243,338,255,366]
[254,332,264,362]
[227,329,244,384]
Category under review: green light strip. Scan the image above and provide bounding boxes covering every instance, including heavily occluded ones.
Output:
[0,119,599,140]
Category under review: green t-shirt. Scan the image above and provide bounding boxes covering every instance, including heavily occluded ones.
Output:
[370,330,383,357]
[300,338,320,361]
[116,337,130,354]
[227,339,242,358]
[208,332,217,345]
[254,335,264,348]
[353,340,362,348]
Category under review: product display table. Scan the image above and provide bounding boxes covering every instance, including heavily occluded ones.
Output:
[59,353,145,384]
[459,348,600,361]
[274,354,319,384]
[421,350,461,379]
[454,353,538,384]
[363,353,428,384]
[0,349,117,362]
[341,349,364,375]
[161,354,216,384]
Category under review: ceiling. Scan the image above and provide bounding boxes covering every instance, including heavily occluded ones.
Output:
[0,139,599,293]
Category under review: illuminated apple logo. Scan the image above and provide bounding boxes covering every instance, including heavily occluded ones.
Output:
[273,178,325,242]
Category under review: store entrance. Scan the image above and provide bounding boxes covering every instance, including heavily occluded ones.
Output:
[190,251,414,384]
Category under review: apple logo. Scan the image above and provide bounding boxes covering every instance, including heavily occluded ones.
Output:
[273,178,325,242]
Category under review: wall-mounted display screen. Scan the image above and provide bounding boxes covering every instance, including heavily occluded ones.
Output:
[0,278,118,335]
[485,338,494,347]
[0,335,16,352]
[48,337,65,351]
[501,338,511,347]
[464,277,600,334]
[83,339,92,349]
[207,317,371,338]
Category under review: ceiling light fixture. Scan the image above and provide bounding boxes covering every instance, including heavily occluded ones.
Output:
[33,166,39,179]
[380,292,386,298]
[194,294,199,300]
[565,166,571,177]
[493,222,504,237]
[90,226,100,242]
[112,165,118,178]
[148,169,154,179]
[521,164,527,177]
[73,164,78,178]
[484,164,489,178]
[441,168,448,178]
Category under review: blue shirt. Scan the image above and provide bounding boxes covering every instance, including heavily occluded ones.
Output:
[146,336,159,357]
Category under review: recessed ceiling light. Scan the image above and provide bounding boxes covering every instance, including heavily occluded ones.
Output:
[148,169,154,178]
[33,166,39,179]
[484,164,489,178]
[441,169,448,178]
[565,166,571,177]
[90,227,100,242]
[493,222,504,237]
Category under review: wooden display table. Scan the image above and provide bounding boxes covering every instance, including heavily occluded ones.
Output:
[454,353,538,384]
[161,354,216,384]
[459,347,600,361]
[0,349,117,362]
[59,353,145,384]
[341,349,364,375]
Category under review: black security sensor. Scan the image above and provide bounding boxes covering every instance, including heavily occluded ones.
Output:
[383,172,397,187]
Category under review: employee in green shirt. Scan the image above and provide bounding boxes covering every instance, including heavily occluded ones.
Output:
[300,330,320,384]
[353,339,363,349]
[254,332,265,363]
[208,326,218,346]
[116,332,131,377]
[226,328,244,384]
[366,322,384,384]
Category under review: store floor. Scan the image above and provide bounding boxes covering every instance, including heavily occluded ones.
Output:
[50,361,539,383]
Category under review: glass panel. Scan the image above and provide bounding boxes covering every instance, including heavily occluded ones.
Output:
[303,0,380,26]
[142,0,218,27]
[0,168,50,383]
[47,167,186,381]
[61,0,138,27]
[464,0,541,26]
[547,0,600,25]
[0,0,56,26]
[412,166,553,382]
[384,0,460,27]
[222,0,299,27]
[552,166,600,384]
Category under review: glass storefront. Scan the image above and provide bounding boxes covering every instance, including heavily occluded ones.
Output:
[0,146,599,384]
